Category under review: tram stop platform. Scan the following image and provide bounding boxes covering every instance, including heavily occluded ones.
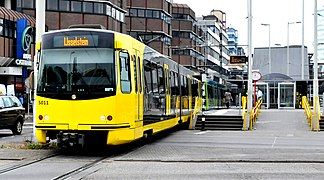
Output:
[114,108,324,163]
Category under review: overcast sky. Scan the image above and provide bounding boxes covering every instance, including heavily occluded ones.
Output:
[174,0,324,53]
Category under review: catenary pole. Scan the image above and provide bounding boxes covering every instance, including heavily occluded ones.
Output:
[313,0,319,130]
[247,0,253,130]
[33,0,46,141]
[302,0,305,80]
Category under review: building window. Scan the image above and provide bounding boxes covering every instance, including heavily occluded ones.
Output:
[46,0,58,10]
[94,3,104,14]
[129,8,137,16]
[152,10,160,18]
[128,8,171,24]
[59,0,70,11]
[111,7,116,18]
[146,10,153,18]
[0,19,3,36]
[138,9,145,17]
[83,2,93,13]
[71,1,81,12]
[22,0,34,8]
[17,0,22,8]
[116,9,120,21]
[106,4,111,16]
[120,13,125,22]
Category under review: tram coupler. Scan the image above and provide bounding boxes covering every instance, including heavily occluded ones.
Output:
[57,132,85,148]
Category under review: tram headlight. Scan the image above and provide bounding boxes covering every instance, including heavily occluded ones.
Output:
[100,115,106,121]
[44,115,50,120]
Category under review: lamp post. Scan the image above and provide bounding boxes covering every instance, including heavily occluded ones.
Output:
[301,0,305,80]
[313,0,319,130]
[34,1,46,141]
[261,23,271,74]
[246,0,253,130]
[287,21,301,76]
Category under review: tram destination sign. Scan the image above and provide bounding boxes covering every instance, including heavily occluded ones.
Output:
[230,56,248,64]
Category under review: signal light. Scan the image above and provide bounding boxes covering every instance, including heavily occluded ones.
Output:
[39,115,43,120]
[107,115,113,121]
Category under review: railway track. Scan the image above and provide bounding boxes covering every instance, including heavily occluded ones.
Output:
[0,153,60,175]
[0,139,148,179]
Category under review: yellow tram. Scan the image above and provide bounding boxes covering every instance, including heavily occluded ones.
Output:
[35,25,202,147]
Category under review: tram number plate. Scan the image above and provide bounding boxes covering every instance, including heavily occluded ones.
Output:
[39,100,49,105]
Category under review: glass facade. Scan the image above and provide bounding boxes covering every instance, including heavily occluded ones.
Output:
[128,8,172,24]
[0,18,16,38]
[226,27,238,55]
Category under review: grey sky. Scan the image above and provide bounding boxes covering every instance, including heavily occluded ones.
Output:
[174,0,324,53]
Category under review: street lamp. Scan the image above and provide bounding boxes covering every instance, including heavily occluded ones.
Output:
[261,23,271,74]
[246,0,253,130]
[313,0,319,130]
[302,0,305,80]
[287,21,301,76]
[34,1,46,141]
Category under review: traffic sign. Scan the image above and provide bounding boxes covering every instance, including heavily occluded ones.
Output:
[230,56,248,64]
[252,70,262,81]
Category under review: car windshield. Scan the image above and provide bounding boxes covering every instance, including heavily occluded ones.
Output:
[10,96,22,106]
[37,48,115,99]
[0,98,4,108]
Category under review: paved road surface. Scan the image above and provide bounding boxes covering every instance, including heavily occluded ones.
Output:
[2,109,324,179]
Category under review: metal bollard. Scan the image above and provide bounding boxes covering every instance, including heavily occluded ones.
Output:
[322,93,324,115]
[239,93,241,115]
[201,117,206,131]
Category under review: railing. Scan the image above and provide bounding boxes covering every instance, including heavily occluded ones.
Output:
[242,96,248,130]
[189,96,203,129]
[249,99,262,130]
[313,96,321,131]
[302,96,312,128]
[302,96,321,131]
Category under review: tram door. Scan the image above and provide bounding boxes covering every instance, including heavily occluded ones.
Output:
[133,50,142,121]
[278,82,296,109]
[256,82,269,109]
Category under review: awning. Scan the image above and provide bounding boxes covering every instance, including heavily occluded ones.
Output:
[0,57,15,67]
[0,67,22,75]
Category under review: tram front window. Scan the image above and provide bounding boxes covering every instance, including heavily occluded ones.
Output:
[37,48,115,99]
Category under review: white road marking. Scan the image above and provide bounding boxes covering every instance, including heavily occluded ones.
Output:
[23,126,33,129]
[194,131,209,135]
[272,137,278,148]
[204,109,231,115]
[257,121,281,124]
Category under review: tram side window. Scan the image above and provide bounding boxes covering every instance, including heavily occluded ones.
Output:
[181,76,188,96]
[170,71,175,95]
[185,77,188,96]
[158,67,164,94]
[144,62,153,94]
[152,67,158,94]
[174,72,179,95]
[192,80,198,97]
[120,52,131,93]
[138,57,142,93]
[133,55,137,93]
[187,78,191,96]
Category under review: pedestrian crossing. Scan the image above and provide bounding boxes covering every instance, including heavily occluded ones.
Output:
[23,122,33,129]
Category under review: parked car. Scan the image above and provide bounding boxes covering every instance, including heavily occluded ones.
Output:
[0,95,25,135]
